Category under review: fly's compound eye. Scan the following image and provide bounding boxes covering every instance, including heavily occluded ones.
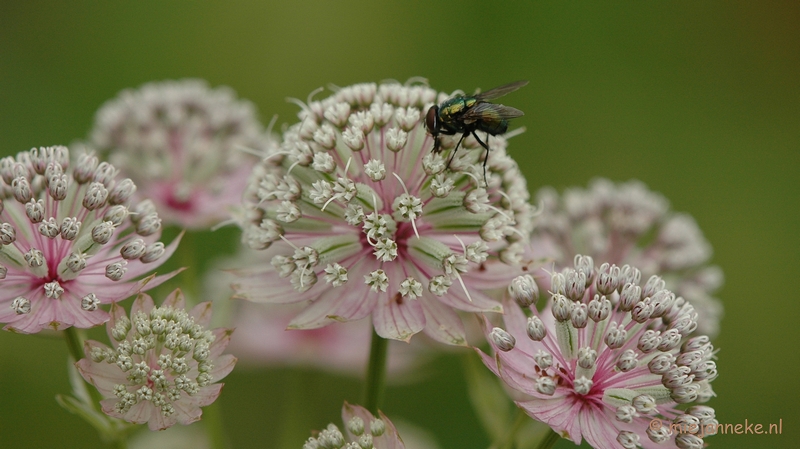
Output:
[425,105,439,135]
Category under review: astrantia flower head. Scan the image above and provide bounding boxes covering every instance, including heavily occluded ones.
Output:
[234,80,534,344]
[303,402,404,449]
[76,290,236,431]
[531,179,723,337]
[479,256,718,449]
[91,79,274,229]
[0,146,179,333]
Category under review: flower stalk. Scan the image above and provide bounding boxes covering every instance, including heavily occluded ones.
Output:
[65,327,106,410]
[534,429,560,449]
[364,328,389,414]
[63,327,130,447]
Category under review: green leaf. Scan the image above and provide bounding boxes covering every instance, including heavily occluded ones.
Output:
[57,358,134,444]
[56,393,114,434]
[462,351,513,443]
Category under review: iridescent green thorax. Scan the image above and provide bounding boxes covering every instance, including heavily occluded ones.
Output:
[438,96,477,121]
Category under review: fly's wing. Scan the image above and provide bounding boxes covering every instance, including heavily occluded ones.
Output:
[474,80,529,101]
[460,102,524,124]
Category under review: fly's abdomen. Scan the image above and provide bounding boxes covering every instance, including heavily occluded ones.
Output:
[477,119,509,136]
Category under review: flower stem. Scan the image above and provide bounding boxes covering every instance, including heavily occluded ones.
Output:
[64,326,86,364]
[535,428,560,449]
[65,327,130,448]
[497,408,528,449]
[363,328,388,414]
[64,327,104,407]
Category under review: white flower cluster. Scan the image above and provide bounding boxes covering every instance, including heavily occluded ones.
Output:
[234,81,534,343]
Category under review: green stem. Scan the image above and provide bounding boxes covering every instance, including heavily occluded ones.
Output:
[363,328,389,414]
[64,327,104,407]
[497,408,528,449]
[203,401,229,449]
[64,326,85,364]
[535,429,560,449]
[65,327,131,448]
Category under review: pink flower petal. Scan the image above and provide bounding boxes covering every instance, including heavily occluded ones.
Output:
[578,406,626,449]
[341,402,373,441]
[341,402,405,449]
[287,280,374,329]
[496,353,557,398]
[52,292,109,329]
[231,266,322,304]
[372,294,425,342]
[462,259,525,290]
[433,283,504,313]
[130,293,156,317]
[190,384,224,408]
[417,292,467,346]
[476,348,502,378]
[208,354,237,381]
[162,289,186,309]
[517,397,583,445]
[208,328,234,358]
[5,294,59,333]
[69,274,155,304]
[76,346,126,396]
[189,301,213,327]
[171,397,204,426]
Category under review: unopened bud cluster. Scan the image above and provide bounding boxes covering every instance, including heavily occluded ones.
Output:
[481,255,718,448]
[531,178,724,337]
[77,292,236,430]
[303,403,401,449]
[0,146,173,333]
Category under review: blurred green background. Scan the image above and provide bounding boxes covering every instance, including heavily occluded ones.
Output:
[1,1,798,448]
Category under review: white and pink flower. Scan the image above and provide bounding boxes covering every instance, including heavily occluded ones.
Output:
[530,179,724,338]
[90,79,274,229]
[76,290,236,431]
[234,81,534,344]
[479,256,718,449]
[0,146,180,333]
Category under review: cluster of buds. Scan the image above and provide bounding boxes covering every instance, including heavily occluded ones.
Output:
[77,291,236,430]
[530,179,723,337]
[302,402,404,449]
[0,146,178,333]
[481,255,717,449]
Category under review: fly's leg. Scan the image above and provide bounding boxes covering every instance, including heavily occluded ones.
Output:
[431,135,442,153]
[472,131,492,186]
[446,132,468,169]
